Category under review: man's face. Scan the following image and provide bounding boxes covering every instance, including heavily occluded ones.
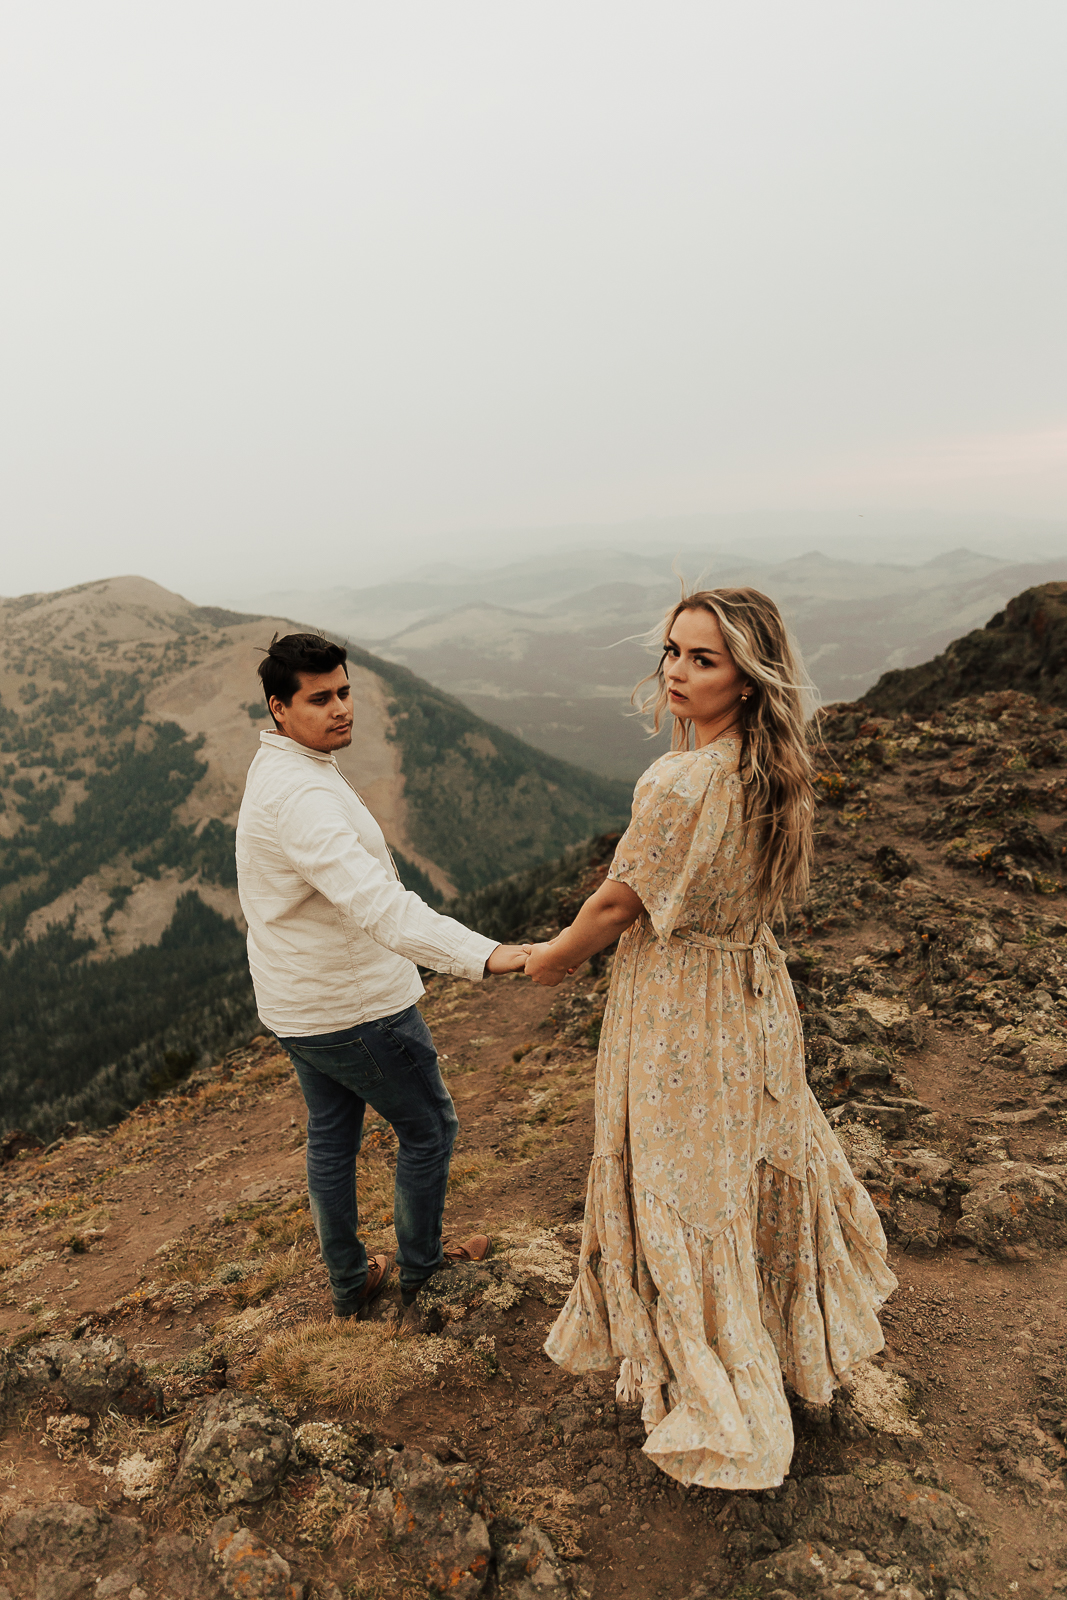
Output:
[270,665,353,753]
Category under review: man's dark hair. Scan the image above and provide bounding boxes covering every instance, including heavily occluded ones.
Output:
[258,633,348,722]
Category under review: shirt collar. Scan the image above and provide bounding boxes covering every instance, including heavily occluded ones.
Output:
[259,729,337,765]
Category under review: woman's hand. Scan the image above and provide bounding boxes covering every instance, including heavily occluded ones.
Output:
[523,940,575,987]
[485,944,529,974]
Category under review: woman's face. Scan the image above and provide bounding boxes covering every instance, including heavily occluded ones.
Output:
[663,607,749,740]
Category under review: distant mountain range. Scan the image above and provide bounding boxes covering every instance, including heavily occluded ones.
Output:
[252,545,1067,779]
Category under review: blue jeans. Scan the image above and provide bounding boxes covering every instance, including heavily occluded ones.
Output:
[278,1005,459,1308]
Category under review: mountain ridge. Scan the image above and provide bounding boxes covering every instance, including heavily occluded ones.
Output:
[247,546,1067,779]
[0,574,628,1139]
[865,581,1067,714]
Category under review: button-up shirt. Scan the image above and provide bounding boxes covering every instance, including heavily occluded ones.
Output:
[236,731,496,1037]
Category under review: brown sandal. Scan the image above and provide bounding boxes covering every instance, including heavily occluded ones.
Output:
[443,1234,490,1263]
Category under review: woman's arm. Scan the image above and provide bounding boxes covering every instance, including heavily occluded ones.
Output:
[524,878,644,987]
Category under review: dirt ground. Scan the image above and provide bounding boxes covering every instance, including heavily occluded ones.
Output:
[4,693,1067,1598]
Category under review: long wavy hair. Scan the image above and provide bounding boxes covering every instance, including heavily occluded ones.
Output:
[633,586,816,916]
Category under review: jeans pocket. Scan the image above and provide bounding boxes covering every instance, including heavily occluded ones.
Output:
[382,1012,440,1072]
[288,1040,386,1094]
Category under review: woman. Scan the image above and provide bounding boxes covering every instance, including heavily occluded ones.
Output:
[524,588,896,1490]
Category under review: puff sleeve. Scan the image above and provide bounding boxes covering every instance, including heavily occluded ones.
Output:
[607,751,732,940]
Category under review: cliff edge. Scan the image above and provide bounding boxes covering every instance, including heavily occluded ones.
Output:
[866,580,1067,715]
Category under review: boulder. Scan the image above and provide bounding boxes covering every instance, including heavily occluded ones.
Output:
[956,1161,1067,1255]
[209,1518,305,1600]
[491,1517,568,1597]
[33,1570,92,1600]
[3,1503,113,1563]
[746,1539,924,1599]
[873,845,914,882]
[386,1446,491,1598]
[887,1147,955,1208]
[893,1197,942,1251]
[149,1532,212,1597]
[728,1470,984,1585]
[7,1338,163,1420]
[174,1390,293,1508]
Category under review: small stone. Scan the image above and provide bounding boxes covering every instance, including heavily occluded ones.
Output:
[1030,1557,1046,1570]
[598,1503,610,1516]
[210,1518,303,1600]
[94,1570,143,1599]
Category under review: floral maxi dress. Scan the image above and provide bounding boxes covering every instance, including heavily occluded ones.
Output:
[544,738,897,1489]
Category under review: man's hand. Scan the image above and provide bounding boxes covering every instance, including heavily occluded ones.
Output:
[485,944,529,975]
[523,940,574,987]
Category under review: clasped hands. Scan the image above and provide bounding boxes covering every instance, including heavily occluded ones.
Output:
[484,940,574,987]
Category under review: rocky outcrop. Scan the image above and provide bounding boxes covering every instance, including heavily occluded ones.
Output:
[491,1517,569,1598]
[376,1446,491,1599]
[2,1504,147,1600]
[173,1390,293,1508]
[209,1518,304,1600]
[1,1337,162,1419]
[866,581,1067,715]
[727,1469,985,1589]
[746,1539,927,1599]
[955,1160,1067,1256]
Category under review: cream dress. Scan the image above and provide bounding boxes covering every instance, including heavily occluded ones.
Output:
[544,737,897,1490]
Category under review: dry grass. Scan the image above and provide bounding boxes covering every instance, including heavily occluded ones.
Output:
[246,1317,482,1415]
[91,1408,185,1462]
[498,1485,584,1559]
[0,1229,26,1274]
[242,1056,291,1088]
[244,1202,314,1253]
[226,1243,312,1309]
[445,1154,496,1196]
[285,1473,371,1553]
[156,1240,220,1287]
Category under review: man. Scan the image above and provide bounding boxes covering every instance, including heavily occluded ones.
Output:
[236,632,527,1330]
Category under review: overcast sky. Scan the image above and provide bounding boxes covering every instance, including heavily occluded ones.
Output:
[2,2,1065,602]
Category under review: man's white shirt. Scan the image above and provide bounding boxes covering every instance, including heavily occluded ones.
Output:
[236,731,496,1036]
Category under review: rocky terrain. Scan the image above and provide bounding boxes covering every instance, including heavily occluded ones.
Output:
[867,582,1067,717]
[4,681,1067,1598]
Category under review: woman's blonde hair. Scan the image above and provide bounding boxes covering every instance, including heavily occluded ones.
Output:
[634,586,816,916]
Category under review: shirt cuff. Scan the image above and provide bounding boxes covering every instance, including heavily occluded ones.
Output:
[452,930,500,981]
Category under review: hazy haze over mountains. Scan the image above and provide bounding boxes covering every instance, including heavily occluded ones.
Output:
[2,7,1066,604]
[252,542,1067,780]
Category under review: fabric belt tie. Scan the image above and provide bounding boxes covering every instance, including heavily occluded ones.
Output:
[671,922,790,1100]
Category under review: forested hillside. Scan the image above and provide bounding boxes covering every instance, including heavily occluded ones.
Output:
[0,576,629,1140]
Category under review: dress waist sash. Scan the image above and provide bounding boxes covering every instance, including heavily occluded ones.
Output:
[672,921,786,999]
[671,922,791,1100]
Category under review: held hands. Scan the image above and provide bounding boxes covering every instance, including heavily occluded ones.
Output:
[522,940,576,987]
[484,940,575,984]
[485,944,529,974]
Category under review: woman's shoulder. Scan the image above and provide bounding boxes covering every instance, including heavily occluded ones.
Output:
[637,739,740,791]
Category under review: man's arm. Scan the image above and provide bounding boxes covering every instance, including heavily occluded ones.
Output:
[277,783,522,980]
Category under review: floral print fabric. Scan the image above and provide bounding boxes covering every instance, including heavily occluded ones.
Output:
[544,738,896,1489]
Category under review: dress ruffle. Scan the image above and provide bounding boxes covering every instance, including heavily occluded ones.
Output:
[544,1100,894,1490]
